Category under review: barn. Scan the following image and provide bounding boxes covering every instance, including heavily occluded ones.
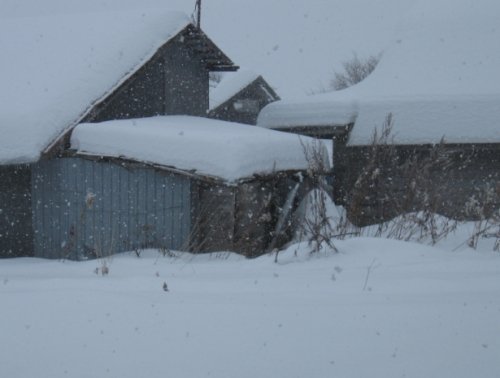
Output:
[0,8,317,259]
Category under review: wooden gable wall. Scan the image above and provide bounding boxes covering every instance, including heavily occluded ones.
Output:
[83,38,209,123]
[209,76,279,125]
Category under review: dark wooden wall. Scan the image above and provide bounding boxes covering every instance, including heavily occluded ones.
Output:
[0,165,33,257]
[190,182,236,253]
[84,39,209,123]
[164,40,209,116]
[190,173,303,257]
[334,143,500,226]
[209,77,279,125]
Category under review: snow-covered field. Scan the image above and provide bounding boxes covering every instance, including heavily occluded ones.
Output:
[1,233,499,378]
[1,1,499,376]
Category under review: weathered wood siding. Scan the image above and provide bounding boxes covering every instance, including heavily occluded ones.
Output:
[164,40,209,117]
[209,77,279,125]
[84,39,209,123]
[190,174,304,257]
[0,165,33,257]
[334,143,500,225]
[190,182,236,253]
[32,158,191,259]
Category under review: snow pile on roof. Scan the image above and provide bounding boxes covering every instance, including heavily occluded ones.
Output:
[0,8,190,164]
[257,98,357,129]
[1,0,412,99]
[209,70,260,110]
[71,116,320,182]
[258,0,500,145]
[348,94,500,145]
[201,0,409,98]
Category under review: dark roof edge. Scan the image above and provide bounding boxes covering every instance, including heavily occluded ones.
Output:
[181,24,238,72]
[65,151,304,186]
[268,124,353,139]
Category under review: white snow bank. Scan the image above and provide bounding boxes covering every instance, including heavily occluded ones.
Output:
[210,70,260,110]
[258,0,500,145]
[0,8,190,164]
[71,116,319,182]
[1,237,499,378]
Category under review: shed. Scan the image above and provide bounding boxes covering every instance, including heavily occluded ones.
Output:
[39,116,315,259]
[209,71,279,125]
[0,8,240,258]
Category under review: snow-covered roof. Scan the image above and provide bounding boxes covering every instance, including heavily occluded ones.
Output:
[209,70,260,111]
[0,9,191,164]
[71,116,320,182]
[257,98,356,129]
[347,94,500,145]
[258,0,500,145]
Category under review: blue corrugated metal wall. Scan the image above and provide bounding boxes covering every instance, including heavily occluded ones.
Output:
[32,158,191,259]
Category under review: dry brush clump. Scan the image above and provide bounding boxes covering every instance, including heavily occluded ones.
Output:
[464,184,499,250]
[309,53,380,95]
[346,113,457,242]
[296,139,339,255]
[343,113,499,250]
[331,53,380,91]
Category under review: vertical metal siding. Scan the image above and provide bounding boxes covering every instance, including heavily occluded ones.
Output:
[32,158,191,259]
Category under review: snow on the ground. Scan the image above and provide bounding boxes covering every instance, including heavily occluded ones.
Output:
[2,2,499,375]
[0,8,190,164]
[71,116,319,182]
[1,235,499,378]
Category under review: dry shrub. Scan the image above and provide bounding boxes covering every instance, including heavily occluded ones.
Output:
[344,113,499,250]
[331,53,380,90]
[345,114,452,242]
[297,139,339,254]
[465,185,499,250]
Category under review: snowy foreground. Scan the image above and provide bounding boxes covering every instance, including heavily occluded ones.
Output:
[1,235,499,378]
